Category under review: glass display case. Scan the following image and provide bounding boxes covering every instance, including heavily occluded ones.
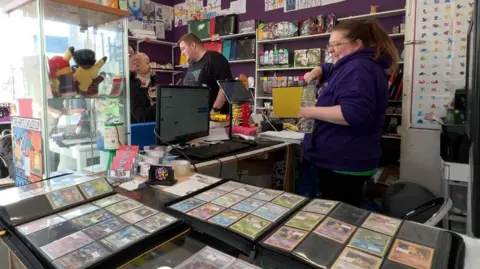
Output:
[0,0,131,185]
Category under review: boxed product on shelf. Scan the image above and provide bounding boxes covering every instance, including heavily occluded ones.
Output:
[258,21,299,40]
[239,19,257,34]
[215,14,237,36]
[299,17,320,36]
[188,19,213,40]
[294,49,322,67]
[235,37,256,60]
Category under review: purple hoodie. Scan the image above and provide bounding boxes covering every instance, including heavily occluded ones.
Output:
[304,47,391,172]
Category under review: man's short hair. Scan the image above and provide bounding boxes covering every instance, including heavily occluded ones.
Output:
[178,33,203,46]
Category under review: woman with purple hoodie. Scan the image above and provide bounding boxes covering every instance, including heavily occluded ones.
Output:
[298,19,399,206]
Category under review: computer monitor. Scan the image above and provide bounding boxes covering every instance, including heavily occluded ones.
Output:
[217,80,253,104]
[155,85,210,145]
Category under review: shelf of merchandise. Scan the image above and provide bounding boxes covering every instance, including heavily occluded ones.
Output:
[256,32,404,44]
[258,66,313,71]
[229,59,256,63]
[201,31,256,42]
[338,8,406,21]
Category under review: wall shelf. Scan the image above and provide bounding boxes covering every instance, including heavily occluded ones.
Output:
[257,32,404,44]
[152,69,183,74]
[229,59,255,63]
[382,135,401,140]
[201,31,256,42]
[128,37,177,47]
[338,8,406,21]
[258,66,313,71]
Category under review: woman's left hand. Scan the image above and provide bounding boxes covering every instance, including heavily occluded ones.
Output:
[298,107,315,118]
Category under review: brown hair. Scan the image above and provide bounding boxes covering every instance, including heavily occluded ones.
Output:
[334,19,399,74]
[178,33,203,46]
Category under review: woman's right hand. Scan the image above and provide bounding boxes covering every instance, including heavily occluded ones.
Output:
[304,66,322,84]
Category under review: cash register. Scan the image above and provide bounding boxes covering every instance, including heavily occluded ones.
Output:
[154,84,254,161]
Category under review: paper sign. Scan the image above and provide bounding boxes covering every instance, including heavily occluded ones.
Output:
[231,0,247,14]
[266,0,285,11]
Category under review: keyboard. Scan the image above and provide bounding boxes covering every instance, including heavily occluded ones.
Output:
[179,141,252,160]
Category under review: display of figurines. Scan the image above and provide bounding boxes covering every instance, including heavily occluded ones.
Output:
[47,46,114,98]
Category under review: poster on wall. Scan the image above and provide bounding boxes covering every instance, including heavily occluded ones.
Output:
[321,0,344,5]
[298,0,322,10]
[207,0,221,9]
[12,117,43,185]
[285,0,297,12]
[266,0,285,11]
[174,3,187,27]
[410,0,472,129]
[155,3,174,31]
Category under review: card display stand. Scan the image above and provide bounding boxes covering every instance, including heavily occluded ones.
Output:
[164,180,308,254]
[0,176,187,269]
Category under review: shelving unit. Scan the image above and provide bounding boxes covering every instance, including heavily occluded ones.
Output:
[128,36,180,84]
[201,31,256,42]
[254,9,406,113]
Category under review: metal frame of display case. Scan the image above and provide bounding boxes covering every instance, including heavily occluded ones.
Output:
[1,0,132,184]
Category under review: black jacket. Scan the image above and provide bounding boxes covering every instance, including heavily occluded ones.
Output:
[130,73,156,123]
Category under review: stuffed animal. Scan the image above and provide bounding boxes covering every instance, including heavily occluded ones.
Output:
[72,49,107,96]
[48,47,74,97]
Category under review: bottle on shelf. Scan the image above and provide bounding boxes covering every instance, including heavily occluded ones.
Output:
[273,49,279,65]
[278,49,284,65]
[268,49,274,65]
[259,50,264,65]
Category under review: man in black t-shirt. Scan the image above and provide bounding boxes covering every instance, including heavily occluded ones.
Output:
[179,33,233,114]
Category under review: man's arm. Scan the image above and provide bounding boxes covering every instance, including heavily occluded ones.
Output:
[212,54,233,111]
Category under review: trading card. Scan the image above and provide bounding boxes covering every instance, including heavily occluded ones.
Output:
[285,211,325,231]
[361,213,402,236]
[252,203,289,222]
[332,247,382,269]
[194,189,227,202]
[119,145,139,152]
[78,178,113,199]
[349,228,392,257]
[192,173,222,185]
[82,217,130,240]
[229,215,272,239]
[211,193,246,208]
[235,185,263,197]
[58,203,100,220]
[169,198,206,213]
[388,239,434,269]
[175,246,236,269]
[72,209,114,227]
[92,194,129,208]
[120,206,158,223]
[111,156,134,171]
[250,189,284,202]
[214,181,245,192]
[303,199,338,214]
[330,203,368,226]
[17,215,66,235]
[187,203,225,220]
[101,226,147,250]
[263,226,308,251]
[46,186,85,210]
[314,217,355,244]
[208,209,248,227]
[135,213,178,233]
[40,231,94,260]
[231,198,266,213]
[227,259,262,269]
[271,193,305,208]
[53,242,111,269]
[105,199,143,215]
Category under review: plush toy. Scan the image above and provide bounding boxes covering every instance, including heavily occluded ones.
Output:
[72,49,108,96]
[48,47,74,97]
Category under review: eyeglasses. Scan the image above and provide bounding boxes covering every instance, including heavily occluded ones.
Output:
[326,41,353,50]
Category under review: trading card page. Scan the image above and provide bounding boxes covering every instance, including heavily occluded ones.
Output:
[250,189,283,202]
[92,194,128,208]
[101,226,147,250]
[208,209,248,227]
[195,189,227,202]
[314,217,355,244]
[105,199,143,215]
[235,185,263,197]
[229,215,271,239]
[252,203,289,222]
[231,198,266,213]
[82,217,130,240]
[214,181,245,192]
[135,213,178,233]
[120,206,158,223]
[72,209,114,227]
[40,231,94,260]
[332,247,382,269]
[388,239,434,269]
[53,242,111,269]
[285,211,324,231]
[58,203,100,220]
[303,199,338,214]
[78,178,112,199]
[169,198,205,213]
[211,193,245,208]
[176,246,236,269]
[263,226,308,251]
[271,193,305,208]
[17,215,66,235]
[362,213,402,236]
[349,228,392,257]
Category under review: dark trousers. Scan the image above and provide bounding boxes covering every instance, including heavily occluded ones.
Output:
[297,158,371,207]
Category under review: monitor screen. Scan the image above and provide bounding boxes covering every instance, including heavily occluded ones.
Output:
[217,80,253,104]
[155,85,210,144]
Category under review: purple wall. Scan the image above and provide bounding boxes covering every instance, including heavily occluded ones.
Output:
[170,0,406,78]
